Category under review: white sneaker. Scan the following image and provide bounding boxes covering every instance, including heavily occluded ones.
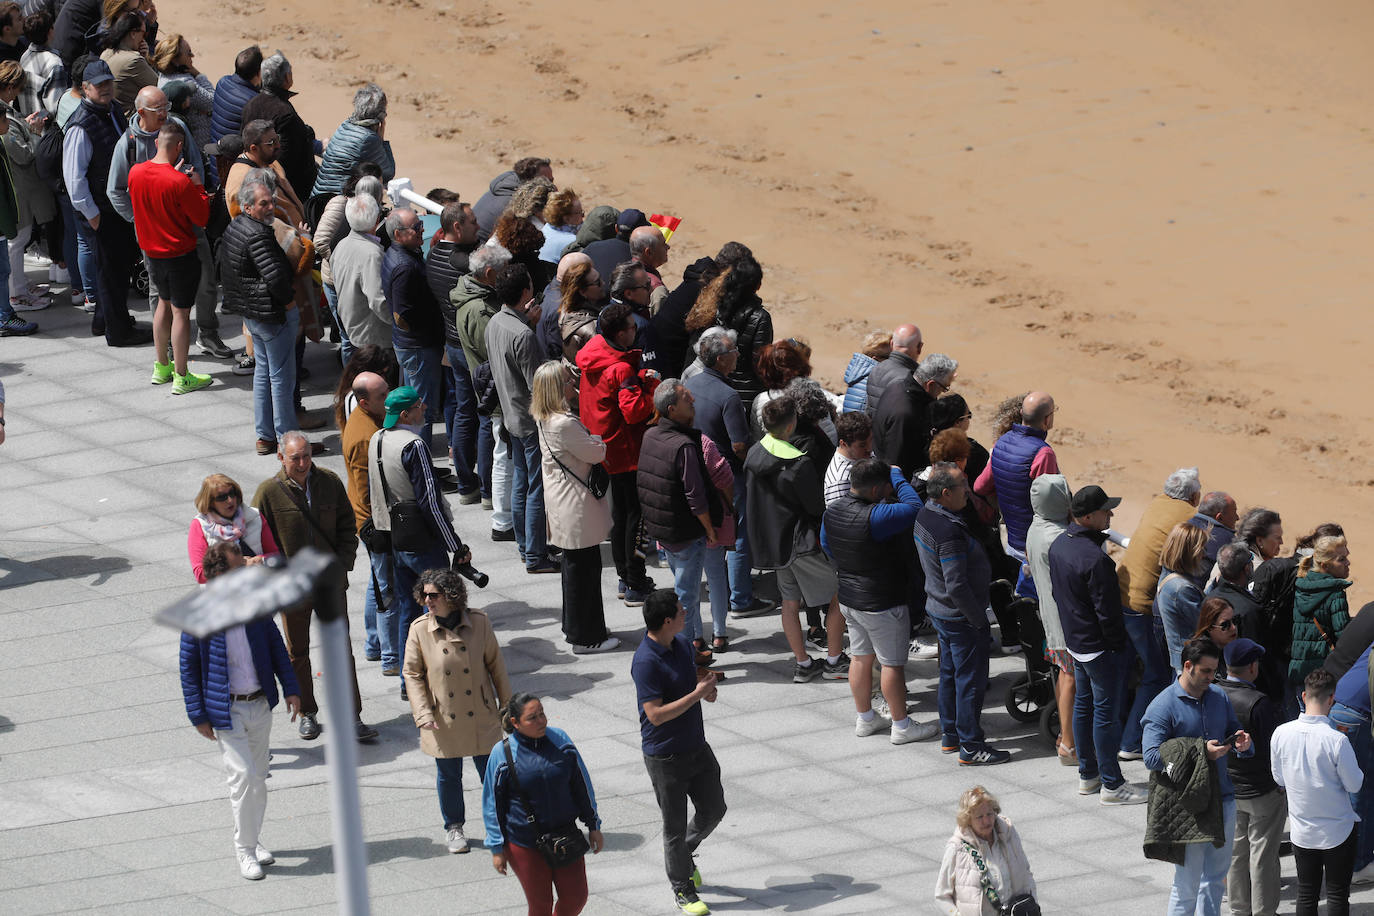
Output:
[1352,862,1374,885]
[908,638,939,660]
[1100,782,1149,806]
[1078,776,1101,795]
[237,850,265,880]
[855,712,892,737]
[1118,749,1144,761]
[572,636,621,654]
[891,719,941,745]
[11,294,49,311]
[446,826,469,854]
[254,844,274,865]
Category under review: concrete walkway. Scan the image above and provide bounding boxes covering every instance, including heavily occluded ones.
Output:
[1,278,1368,914]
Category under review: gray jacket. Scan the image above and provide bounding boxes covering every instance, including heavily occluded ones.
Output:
[330,230,390,349]
[484,305,540,438]
[1025,474,1072,651]
[107,114,201,223]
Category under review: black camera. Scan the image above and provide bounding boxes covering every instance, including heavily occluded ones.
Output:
[453,561,489,589]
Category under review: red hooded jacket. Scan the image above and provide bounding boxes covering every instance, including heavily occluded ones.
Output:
[575,333,659,474]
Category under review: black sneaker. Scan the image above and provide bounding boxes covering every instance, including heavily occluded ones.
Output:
[792,658,823,683]
[197,330,234,358]
[731,597,775,618]
[491,528,516,542]
[355,720,379,742]
[941,736,959,754]
[959,745,1012,766]
[299,714,322,740]
[822,653,850,679]
[806,626,827,649]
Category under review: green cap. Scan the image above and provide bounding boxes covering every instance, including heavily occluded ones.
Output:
[382,385,420,429]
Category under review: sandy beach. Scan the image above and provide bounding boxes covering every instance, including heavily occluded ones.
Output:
[185,0,1374,601]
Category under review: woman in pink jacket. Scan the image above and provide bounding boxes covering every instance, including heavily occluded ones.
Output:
[187,473,279,583]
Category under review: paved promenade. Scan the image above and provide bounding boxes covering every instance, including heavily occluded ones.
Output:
[1,285,1368,914]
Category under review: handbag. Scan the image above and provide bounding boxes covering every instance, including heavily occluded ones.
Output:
[540,425,609,499]
[961,840,1040,916]
[500,738,590,868]
[372,431,432,553]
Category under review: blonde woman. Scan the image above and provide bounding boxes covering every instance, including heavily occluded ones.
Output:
[530,360,617,653]
[935,786,1037,915]
[1290,536,1352,687]
[187,474,279,584]
[1155,522,1210,675]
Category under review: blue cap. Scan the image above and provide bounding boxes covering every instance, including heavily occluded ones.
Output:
[82,59,114,85]
[1224,637,1264,669]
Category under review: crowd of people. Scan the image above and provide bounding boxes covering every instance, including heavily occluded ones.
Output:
[4,11,1370,915]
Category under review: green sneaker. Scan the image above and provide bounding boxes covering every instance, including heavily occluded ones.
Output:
[675,889,709,916]
[172,371,213,395]
[692,864,702,889]
[150,361,173,385]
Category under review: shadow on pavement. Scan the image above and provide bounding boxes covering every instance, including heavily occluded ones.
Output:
[0,553,132,587]
[709,872,883,911]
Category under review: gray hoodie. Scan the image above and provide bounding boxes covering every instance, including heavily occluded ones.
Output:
[106,114,202,223]
[1025,474,1072,651]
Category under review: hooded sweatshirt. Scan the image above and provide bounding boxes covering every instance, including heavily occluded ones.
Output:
[575,333,657,474]
[1026,474,1072,651]
[472,170,520,243]
[563,205,618,255]
[1290,570,1352,683]
[106,114,202,223]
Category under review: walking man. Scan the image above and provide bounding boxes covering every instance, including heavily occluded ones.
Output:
[632,588,727,916]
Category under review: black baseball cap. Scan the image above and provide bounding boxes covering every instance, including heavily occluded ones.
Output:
[1070,485,1121,517]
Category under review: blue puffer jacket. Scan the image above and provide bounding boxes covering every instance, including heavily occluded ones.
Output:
[210,73,258,146]
[842,352,877,413]
[482,727,600,851]
[311,119,395,199]
[988,425,1049,552]
[180,618,299,731]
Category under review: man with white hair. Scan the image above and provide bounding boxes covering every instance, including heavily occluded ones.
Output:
[239,51,320,203]
[629,224,670,314]
[864,323,922,417]
[873,352,956,478]
[454,243,514,521]
[329,193,388,358]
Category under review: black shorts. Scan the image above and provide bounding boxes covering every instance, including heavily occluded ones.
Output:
[148,251,201,309]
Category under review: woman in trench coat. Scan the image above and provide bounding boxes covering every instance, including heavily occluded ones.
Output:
[402,567,511,854]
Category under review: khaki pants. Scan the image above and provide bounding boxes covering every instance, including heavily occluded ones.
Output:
[218,696,272,854]
[279,590,363,718]
[1228,789,1286,916]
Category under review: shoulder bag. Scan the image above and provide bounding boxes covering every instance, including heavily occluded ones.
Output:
[500,737,590,868]
[372,431,433,553]
[961,839,1040,916]
[540,424,609,499]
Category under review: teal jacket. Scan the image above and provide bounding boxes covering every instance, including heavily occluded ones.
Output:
[1289,570,1352,684]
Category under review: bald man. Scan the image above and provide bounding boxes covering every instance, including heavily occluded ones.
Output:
[629,224,670,314]
[865,323,923,417]
[342,371,393,666]
[973,391,1059,555]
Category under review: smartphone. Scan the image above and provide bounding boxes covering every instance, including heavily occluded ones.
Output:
[1221,730,1242,748]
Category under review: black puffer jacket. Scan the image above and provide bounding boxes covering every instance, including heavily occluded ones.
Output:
[651,256,714,375]
[218,214,294,322]
[721,296,772,404]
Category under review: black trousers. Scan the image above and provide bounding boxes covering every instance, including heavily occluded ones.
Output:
[92,211,136,340]
[609,471,648,592]
[1295,827,1357,916]
[643,743,727,893]
[561,545,608,646]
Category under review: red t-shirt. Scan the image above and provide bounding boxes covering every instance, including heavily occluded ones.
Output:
[127,160,210,258]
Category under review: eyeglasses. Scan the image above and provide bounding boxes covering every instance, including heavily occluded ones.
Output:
[421,591,443,602]
[259,139,279,148]
[626,283,652,291]
[933,380,951,393]
[1211,619,1235,631]
[213,491,236,501]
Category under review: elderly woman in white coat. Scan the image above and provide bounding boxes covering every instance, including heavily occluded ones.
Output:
[531,359,618,653]
[935,786,1037,916]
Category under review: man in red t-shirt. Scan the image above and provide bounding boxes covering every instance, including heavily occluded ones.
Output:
[127,121,214,395]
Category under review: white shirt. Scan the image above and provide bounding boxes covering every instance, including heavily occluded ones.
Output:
[224,625,262,695]
[1271,713,1364,849]
[823,452,857,506]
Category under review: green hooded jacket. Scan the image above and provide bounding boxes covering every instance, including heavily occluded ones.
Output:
[1289,569,1351,684]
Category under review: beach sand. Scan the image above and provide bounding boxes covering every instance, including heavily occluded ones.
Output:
[186,0,1374,601]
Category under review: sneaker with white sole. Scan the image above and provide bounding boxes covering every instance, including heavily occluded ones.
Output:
[1118,748,1144,761]
[232,354,256,376]
[11,294,49,311]
[1078,776,1101,795]
[1352,862,1374,885]
[1100,782,1149,806]
[237,849,264,880]
[254,845,274,865]
[855,712,892,737]
[908,638,939,660]
[891,719,941,745]
[959,745,1013,766]
[0,315,37,335]
[572,636,621,654]
[446,826,469,854]
[793,658,823,683]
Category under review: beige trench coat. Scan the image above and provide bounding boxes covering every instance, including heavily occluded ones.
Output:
[537,412,612,550]
[402,608,511,758]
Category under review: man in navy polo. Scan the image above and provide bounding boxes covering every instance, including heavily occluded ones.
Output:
[632,588,727,916]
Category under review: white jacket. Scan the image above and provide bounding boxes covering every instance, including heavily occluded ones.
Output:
[933,817,1036,916]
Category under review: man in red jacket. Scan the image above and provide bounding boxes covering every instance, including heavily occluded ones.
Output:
[128,121,213,394]
[577,301,660,605]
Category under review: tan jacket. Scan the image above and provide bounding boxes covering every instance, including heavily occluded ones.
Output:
[1118,493,1198,613]
[537,412,612,550]
[402,609,511,758]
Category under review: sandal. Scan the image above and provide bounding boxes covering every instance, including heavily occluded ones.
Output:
[711,636,730,653]
[1057,743,1078,766]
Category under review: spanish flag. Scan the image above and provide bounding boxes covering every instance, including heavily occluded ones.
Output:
[649,214,682,242]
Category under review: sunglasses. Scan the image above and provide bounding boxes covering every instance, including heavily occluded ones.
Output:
[421,591,443,601]
[1211,619,1235,631]
[213,491,236,501]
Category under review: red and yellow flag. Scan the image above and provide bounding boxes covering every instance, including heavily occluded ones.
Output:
[649,214,682,242]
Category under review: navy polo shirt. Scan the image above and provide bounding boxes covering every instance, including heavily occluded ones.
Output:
[631,632,706,756]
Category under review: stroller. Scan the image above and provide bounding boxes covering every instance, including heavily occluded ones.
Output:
[1003,596,1055,730]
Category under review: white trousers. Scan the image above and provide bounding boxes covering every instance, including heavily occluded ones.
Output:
[218,696,273,854]
[491,413,514,530]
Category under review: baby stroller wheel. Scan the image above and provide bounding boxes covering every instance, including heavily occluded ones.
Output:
[1005,672,1051,722]
[1040,701,1060,749]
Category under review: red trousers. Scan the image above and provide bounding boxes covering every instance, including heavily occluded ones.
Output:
[505,841,588,916]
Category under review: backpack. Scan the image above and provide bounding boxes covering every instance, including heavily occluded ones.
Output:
[34,120,64,193]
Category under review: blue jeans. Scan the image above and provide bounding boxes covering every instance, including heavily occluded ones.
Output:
[510,430,547,567]
[1168,795,1236,916]
[1074,650,1127,789]
[930,614,992,750]
[665,537,731,642]
[443,343,481,494]
[1121,610,1172,753]
[727,470,754,609]
[476,413,494,500]
[246,308,300,442]
[389,546,449,677]
[1330,702,1374,871]
[436,754,489,830]
[395,344,443,449]
[59,193,94,302]
[323,283,352,366]
[363,547,395,666]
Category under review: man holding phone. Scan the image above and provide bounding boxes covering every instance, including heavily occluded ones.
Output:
[1142,637,1253,916]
